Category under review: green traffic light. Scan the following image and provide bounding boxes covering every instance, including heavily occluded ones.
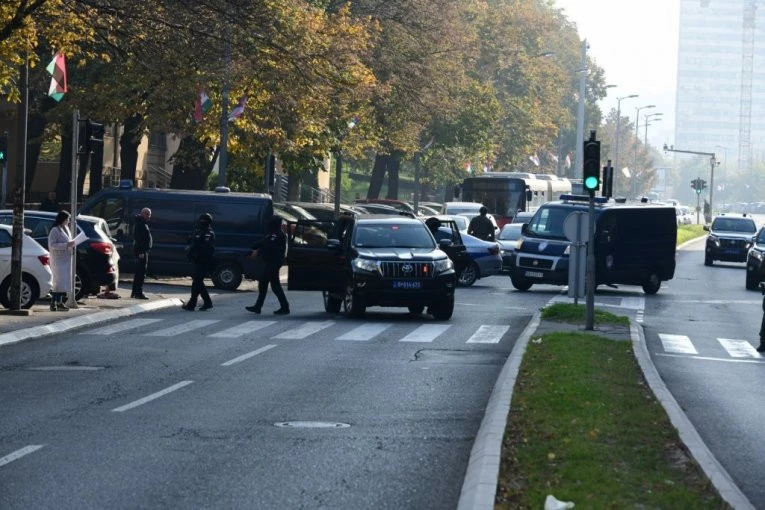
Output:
[584,176,599,190]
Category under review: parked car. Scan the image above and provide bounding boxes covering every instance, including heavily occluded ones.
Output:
[511,211,535,224]
[354,198,417,215]
[497,223,524,274]
[703,213,757,266]
[286,202,359,221]
[745,226,765,289]
[675,205,693,225]
[0,210,118,300]
[274,203,318,221]
[0,224,53,308]
[458,232,502,286]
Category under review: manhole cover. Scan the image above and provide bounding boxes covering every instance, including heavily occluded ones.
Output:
[274,421,350,429]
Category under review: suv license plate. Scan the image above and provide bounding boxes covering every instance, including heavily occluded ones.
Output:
[393,280,422,290]
[525,271,544,278]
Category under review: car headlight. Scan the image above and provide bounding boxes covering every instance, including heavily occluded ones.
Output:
[563,244,570,255]
[434,258,454,274]
[707,235,719,246]
[751,249,763,260]
[515,239,524,250]
[352,258,379,273]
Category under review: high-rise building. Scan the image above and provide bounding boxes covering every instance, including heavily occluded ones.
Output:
[675,0,765,173]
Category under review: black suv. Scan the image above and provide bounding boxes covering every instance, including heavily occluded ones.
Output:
[287,215,456,319]
[704,214,757,266]
[745,226,765,289]
[0,210,119,300]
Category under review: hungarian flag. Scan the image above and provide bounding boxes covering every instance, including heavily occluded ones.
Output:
[228,96,247,122]
[46,51,67,102]
[193,89,212,123]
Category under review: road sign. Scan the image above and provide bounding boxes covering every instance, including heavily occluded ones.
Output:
[564,211,588,300]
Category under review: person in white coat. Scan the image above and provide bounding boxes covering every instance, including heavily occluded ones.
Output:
[48,210,75,311]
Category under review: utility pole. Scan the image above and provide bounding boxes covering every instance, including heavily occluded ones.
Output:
[574,39,588,179]
[9,53,29,312]
[663,144,716,218]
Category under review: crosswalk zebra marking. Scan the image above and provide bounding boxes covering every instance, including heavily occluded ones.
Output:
[0,445,44,468]
[273,321,335,339]
[146,320,219,337]
[210,321,277,338]
[658,334,698,355]
[718,338,763,359]
[466,325,510,344]
[85,318,163,335]
[221,344,277,366]
[337,323,393,341]
[400,324,451,343]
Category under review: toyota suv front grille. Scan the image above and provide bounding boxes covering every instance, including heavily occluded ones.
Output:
[380,261,433,278]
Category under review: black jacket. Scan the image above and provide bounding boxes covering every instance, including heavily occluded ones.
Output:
[187,227,216,268]
[133,215,153,255]
[253,230,286,268]
[468,215,495,241]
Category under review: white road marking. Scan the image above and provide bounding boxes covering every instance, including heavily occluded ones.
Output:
[400,324,451,343]
[718,338,763,358]
[210,321,276,338]
[112,381,194,412]
[84,318,163,335]
[221,345,277,366]
[658,334,698,355]
[145,320,219,337]
[657,353,765,364]
[466,325,510,344]
[27,366,104,371]
[273,321,335,339]
[337,323,393,341]
[0,445,44,468]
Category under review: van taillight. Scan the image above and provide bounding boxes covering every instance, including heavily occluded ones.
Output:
[38,255,50,266]
[91,241,113,255]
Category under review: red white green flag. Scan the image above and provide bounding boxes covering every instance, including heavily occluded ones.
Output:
[46,51,67,102]
[193,89,212,123]
[228,96,247,122]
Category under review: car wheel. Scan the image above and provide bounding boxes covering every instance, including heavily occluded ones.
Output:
[458,262,478,287]
[323,291,342,313]
[704,254,713,266]
[408,304,425,314]
[510,274,533,291]
[642,272,661,295]
[212,262,243,290]
[430,297,454,320]
[344,283,366,318]
[746,270,759,290]
[0,274,40,309]
[74,271,90,301]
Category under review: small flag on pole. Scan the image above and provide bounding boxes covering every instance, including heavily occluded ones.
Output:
[465,161,472,174]
[564,153,571,169]
[228,96,247,122]
[193,89,212,123]
[46,51,67,102]
[529,153,540,166]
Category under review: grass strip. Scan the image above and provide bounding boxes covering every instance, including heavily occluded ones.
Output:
[495,328,729,509]
[677,224,706,245]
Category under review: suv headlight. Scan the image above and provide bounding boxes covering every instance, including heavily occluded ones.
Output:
[434,258,454,274]
[751,249,763,260]
[708,235,719,246]
[352,258,380,273]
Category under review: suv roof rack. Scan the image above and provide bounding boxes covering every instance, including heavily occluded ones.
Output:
[559,194,609,204]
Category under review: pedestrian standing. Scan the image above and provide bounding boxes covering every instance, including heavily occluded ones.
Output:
[246,216,290,315]
[131,207,152,299]
[40,191,60,213]
[468,206,495,241]
[182,213,215,311]
[47,210,75,311]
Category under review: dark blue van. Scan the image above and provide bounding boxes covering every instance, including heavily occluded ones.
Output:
[79,182,273,290]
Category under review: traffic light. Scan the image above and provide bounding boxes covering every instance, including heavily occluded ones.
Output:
[0,131,7,164]
[691,178,697,191]
[78,120,104,154]
[700,179,707,191]
[695,178,702,194]
[582,133,601,192]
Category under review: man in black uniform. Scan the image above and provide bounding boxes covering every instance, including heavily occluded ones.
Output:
[182,213,215,311]
[40,191,60,212]
[131,207,152,299]
[246,216,290,315]
[468,206,495,241]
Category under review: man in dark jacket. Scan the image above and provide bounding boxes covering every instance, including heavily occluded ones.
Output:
[182,213,215,311]
[131,208,152,299]
[40,191,60,212]
[468,206,495,241]
[246,216,290,315]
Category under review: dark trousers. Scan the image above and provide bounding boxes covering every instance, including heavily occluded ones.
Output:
[760,294,765,343]
[187,264,212,307]
[253,266,289,311]
[132,252,148,296]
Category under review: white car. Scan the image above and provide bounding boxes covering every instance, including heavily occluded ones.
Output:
[0,224,53,308]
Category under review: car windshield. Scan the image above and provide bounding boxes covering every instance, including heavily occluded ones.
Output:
[712,218,756,233]
[524,205,577,239]
[499,225,522,241]
[353,223,435,249]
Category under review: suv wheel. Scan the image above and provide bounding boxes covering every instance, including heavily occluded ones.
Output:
[323,291,342,313]
[0,274,40,309]
[212,262,243,290]
[458,263,478,287]
[642,272,661,295]
[746,271,759,290]
[510,274,533,291]
[430,297,454,320]
[344,284,366,318]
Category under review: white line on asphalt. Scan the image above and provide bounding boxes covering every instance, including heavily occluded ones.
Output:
[111,381,194,412]
[466,325,510,344]
[221,344,277,366]
[210,321,277,338]
[273,321,335,339]
[658,333,698,355]
[145,320,219,337]
[0,445,44,468]
[656,353,765,364]
[84,318,164,335]
[718,338,763,358]
[400,324,451,343]
[27,366,105,371]
[337,323,392,341]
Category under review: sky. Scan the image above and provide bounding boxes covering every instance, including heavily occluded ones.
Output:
[553,0,681,148]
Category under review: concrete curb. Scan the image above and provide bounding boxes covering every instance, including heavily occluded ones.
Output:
[457,311,541,509]
[631,322,755,510]
[0,298,183,348]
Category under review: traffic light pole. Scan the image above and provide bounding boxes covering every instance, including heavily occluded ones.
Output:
[664,144,716,218]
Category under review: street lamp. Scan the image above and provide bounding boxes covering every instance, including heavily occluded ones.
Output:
[333,117,359,219]
[715,145,729,202]
[643,112,663,145]
[614,94,639,191]
[632,104,655,197]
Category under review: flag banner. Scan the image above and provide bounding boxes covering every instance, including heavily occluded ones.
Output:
[193,90,212,123]
[548,151,559,163]
[228,96,247,122]
[564,153,571,169]
[46,51,67,102]
[529,153,540,166]
[465,161,472,173]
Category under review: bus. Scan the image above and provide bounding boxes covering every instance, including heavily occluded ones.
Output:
[459,172,572,227]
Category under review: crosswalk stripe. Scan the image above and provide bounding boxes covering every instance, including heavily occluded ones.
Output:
[209,321,277,338]
[273,321,335,339]
[466,325,510,344]
[146,320,219,337]
[0,445,44,468]
[337,323,393,341]
[718,338,763,358]
[221,344,277,366]
[658,334,698,354]
[400,324,451,343]
[85,318,163,335]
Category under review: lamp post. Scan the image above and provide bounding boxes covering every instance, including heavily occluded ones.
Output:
[333,117,359,219]
[643,113,663,145]
[714,145,729,203]
[614,94,638,192]
[632,104,655,198]
[574,39,588,179]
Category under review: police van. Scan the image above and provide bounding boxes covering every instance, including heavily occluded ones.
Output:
[507,195,676,294]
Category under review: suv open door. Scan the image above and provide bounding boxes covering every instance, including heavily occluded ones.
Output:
[287,219,347,292]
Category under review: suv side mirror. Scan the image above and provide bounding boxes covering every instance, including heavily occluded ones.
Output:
[521,223,529,235]
[326,238,341,249]
[703,225,710,232]
[438,238,453,249]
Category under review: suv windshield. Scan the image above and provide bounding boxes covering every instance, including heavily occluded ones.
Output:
[711,217,756,233]
[353,223,435,249]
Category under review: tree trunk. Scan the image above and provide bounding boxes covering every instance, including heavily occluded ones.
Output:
[24,109,48,201]
[386,152,402,199]
[368,153,389,198]
[119,115,142,184]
